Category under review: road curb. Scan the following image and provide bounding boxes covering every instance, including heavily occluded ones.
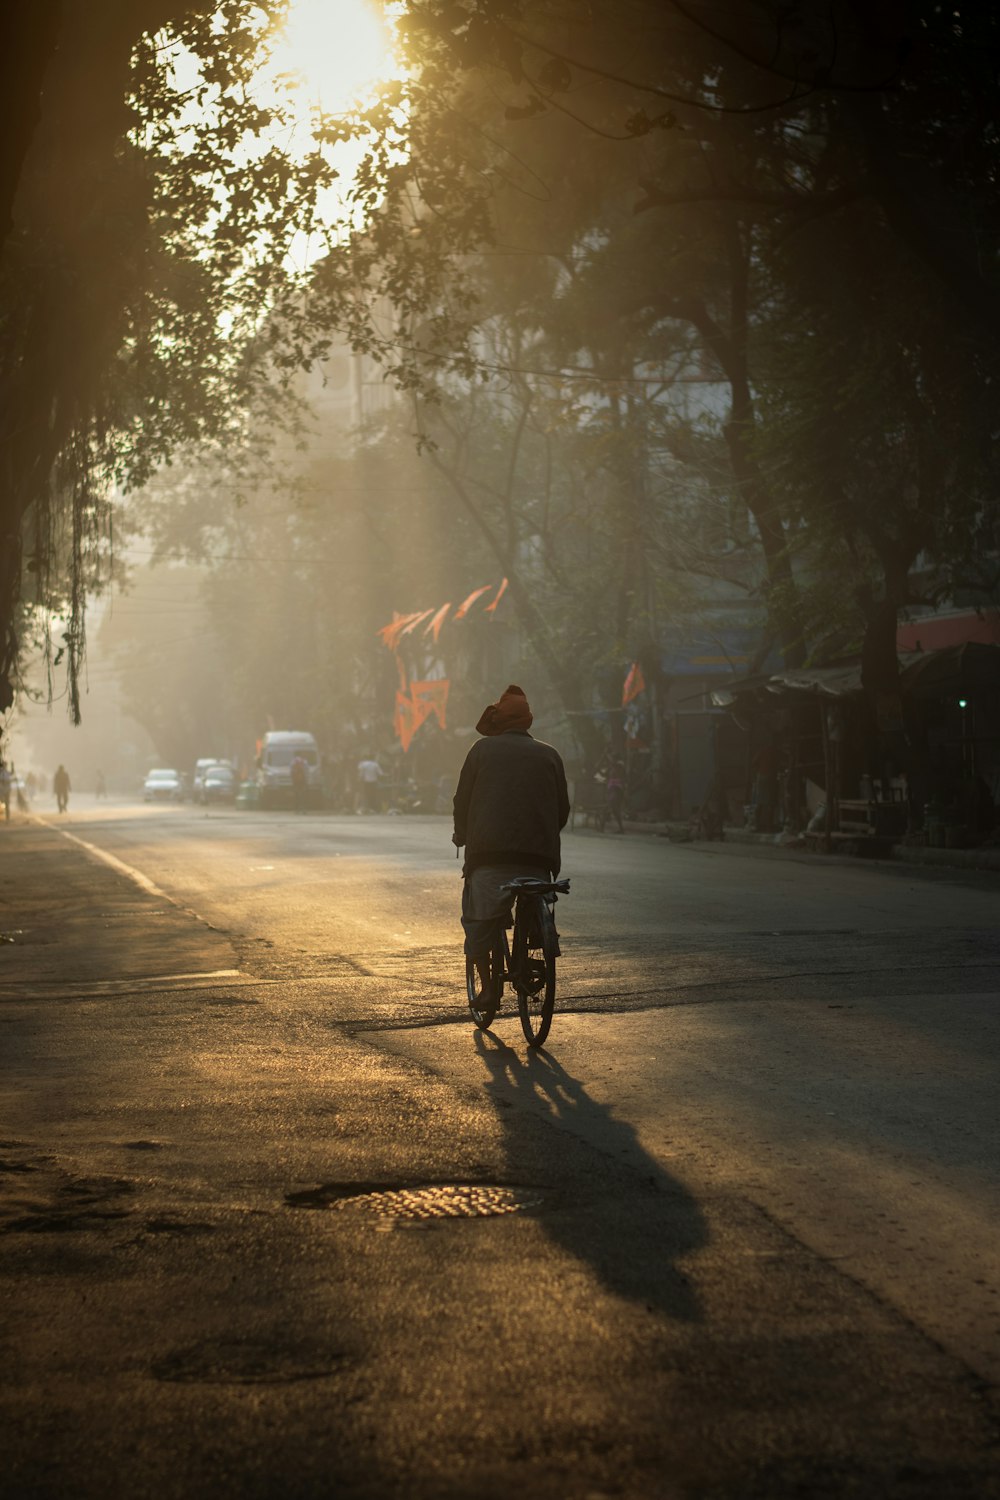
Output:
[589,818,1000,876]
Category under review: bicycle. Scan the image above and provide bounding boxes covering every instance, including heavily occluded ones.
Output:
[465,876,570,1048]
[570,775,607,832]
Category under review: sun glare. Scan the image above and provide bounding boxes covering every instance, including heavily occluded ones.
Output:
[269,0,404,250]
[274,0,396,113]
[155,0,404,283]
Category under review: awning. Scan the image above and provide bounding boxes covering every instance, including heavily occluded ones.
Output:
[713,645,993,708]
[898,641,1000,698]
[764,663,865,698]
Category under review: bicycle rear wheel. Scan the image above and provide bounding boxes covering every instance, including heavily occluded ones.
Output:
[514,895,557,1048]
[466,937,502,1030]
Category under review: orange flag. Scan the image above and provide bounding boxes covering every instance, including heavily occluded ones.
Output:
[622,662,646,706]
[394,680,450,752]
[411,679,450,732]
[394,689,418,753]
[378,612,422,651]
[484,577,508,613]
[423,602,451,642]
[454,585,492,619]
[399,608,434,638]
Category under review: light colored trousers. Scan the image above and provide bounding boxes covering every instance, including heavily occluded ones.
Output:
[460,864,550,957]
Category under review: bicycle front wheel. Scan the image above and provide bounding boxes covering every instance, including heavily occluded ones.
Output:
[514,895,557,1048]
[466,938,501,1030]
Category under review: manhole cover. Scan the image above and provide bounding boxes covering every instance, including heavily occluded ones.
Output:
[288,1181,541,1221]
[349,1183,538,1221]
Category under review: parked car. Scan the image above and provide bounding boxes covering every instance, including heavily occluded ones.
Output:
[200,764,236,804]
[143,768,184,802]
[192,758,228,799]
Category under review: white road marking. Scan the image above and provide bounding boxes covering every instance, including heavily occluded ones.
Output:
[42,820,233,944]
[54,825,174,901]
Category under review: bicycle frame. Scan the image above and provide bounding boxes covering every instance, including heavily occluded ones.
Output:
[497,891,556,996]
[466,876,569,1047]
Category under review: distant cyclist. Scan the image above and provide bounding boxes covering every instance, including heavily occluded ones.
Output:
[452,685,570,982]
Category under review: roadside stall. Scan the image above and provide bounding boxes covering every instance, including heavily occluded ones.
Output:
[897,642,1000,848]
[715,643,1000,851]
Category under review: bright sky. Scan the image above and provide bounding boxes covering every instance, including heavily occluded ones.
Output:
[270,0,402,255]
[272,0,396,113]
[153,0,403,300]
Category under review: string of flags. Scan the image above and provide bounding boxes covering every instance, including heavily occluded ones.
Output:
[379,588,644,749]
[377,579,508,653]
[378,580,508,752]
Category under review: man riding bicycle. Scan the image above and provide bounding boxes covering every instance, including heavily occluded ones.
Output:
[452,684,570,985]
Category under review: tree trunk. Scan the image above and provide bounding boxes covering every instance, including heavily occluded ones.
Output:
[0,3,61,251]
[859,592,906,794]
[722,411,805,669]
[676,218,807,669]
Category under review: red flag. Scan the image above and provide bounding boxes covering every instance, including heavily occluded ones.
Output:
[622,662,646,706]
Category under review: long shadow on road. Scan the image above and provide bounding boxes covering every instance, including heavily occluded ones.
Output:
[473,1028,706,1323]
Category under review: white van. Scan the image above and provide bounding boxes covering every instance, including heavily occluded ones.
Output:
[256,731,321,808]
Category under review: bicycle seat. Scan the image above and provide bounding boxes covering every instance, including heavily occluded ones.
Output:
[500,877,570,896]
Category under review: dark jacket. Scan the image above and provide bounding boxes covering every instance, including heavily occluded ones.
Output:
[453,730,570,876]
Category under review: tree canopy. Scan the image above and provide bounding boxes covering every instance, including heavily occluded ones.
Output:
[5,0,1000,782]
[1,0,335,717]
[320,0,1000,709]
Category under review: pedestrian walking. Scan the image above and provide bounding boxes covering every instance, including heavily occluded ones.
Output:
[53,764,71,814]
[356,754,383,813]
[605,756,625,833]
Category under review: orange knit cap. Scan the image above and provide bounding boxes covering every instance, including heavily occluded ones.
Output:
[476,683,533,736]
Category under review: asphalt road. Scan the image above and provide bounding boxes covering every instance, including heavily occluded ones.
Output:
[2,801,999,1498]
